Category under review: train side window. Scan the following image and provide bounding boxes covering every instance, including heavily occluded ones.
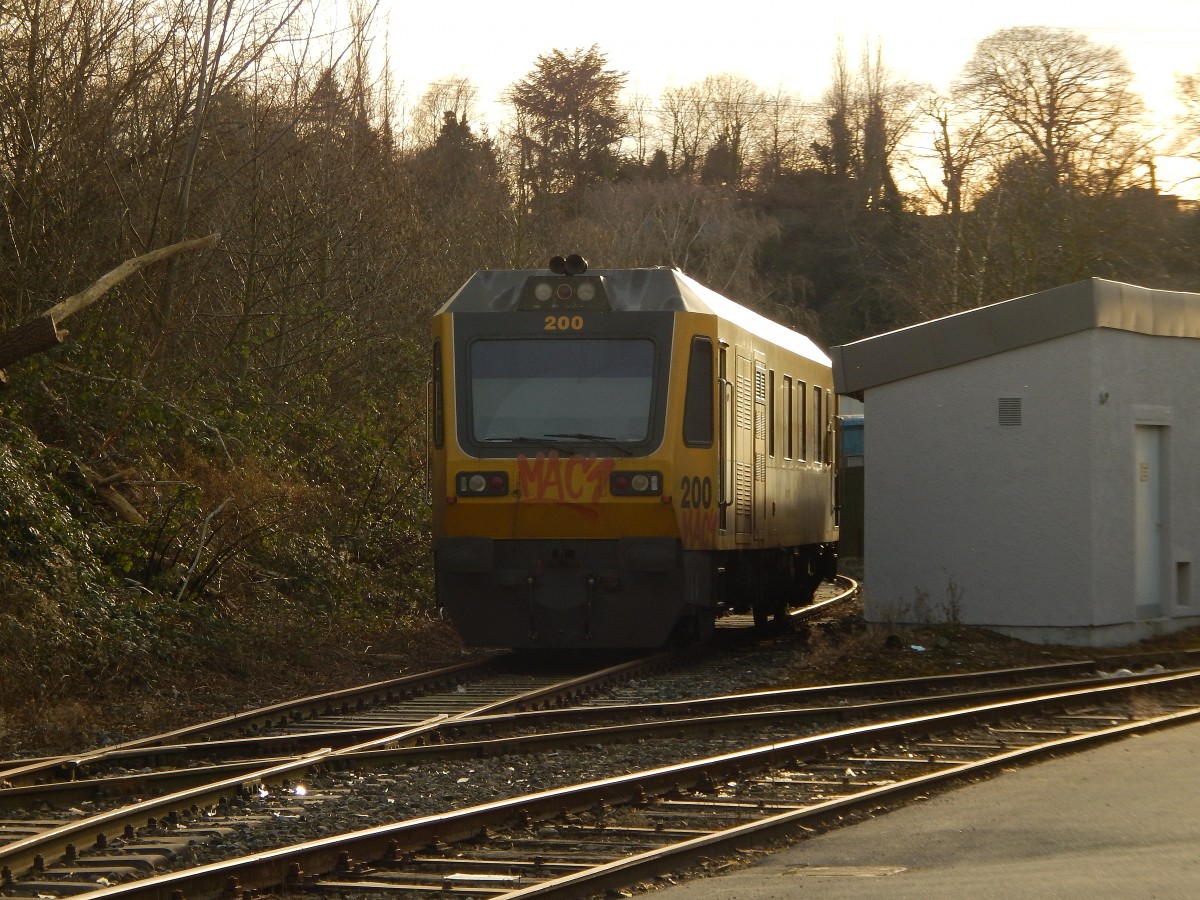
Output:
[813,386,823,464]
[683,336,714,447]
[783,375,793,459]
[718,345,730,532]
[768,369,776,458]
[798,380,807,461]
[432,340,444,449]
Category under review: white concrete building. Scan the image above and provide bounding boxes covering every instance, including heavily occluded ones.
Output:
[830,278,1200,646]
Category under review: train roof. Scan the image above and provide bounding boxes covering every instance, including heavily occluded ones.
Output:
[437,267,831,367]
[831,277,1200,399]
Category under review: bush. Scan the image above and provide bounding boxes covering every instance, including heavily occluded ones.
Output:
[0,367,438,732]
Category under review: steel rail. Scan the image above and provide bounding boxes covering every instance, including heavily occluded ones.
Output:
[53,666,1200,900]
[497,704,1200,898]
[0,579,859,788]
[4,662,1191,813]
[330,662,1200,765]
[0,652,675,879]
[789,574,858,620]
[4,647,1185,794]
[0,574,841,787]
[437,657,1191,734]
[0,656,502,785]
[0,649,685,792]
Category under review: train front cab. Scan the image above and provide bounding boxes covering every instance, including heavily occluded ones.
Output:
[430,266,837,649]
[432,281,718,648]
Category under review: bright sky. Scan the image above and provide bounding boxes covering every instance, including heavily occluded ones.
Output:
[381,0,1200,194]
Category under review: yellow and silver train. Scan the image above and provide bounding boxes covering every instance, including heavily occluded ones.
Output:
[430,257,838,648]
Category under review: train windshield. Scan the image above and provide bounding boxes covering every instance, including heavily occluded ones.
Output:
[470,338,655,445]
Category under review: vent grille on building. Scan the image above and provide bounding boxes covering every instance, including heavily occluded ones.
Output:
[999,397,1023,426]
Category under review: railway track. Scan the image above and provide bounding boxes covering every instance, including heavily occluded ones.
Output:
[19,663,1193,900]
[0,580,859,893]
[0,649,693,884]
[2,648,1181,816]
[0,577,860,793]
[0,654,630,788]
[12,579,1199,900]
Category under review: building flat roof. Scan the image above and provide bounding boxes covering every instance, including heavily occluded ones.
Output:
[831,278,1200,397]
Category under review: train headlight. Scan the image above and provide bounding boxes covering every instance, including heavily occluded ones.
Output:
[609,471,662,496]
[456,471,509,496]
[517,275,611,310]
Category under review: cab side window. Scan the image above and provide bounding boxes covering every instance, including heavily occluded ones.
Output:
[683,336,714,447]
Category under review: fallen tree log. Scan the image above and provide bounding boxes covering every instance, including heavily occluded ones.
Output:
[0,316,63,371]
[0,233,220,377]
[71,462,148,525]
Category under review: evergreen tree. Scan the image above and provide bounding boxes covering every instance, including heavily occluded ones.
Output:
[505,45,628,209]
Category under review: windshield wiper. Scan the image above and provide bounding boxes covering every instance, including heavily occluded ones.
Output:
[484,435,575,453]
[484,434,637,456]
[544,432,635,456]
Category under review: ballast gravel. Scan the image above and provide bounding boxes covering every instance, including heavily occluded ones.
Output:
[162,624,845,867]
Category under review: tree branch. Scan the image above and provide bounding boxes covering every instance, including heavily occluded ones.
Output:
[0,233,220,375]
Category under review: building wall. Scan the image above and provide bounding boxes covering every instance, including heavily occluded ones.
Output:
[1088,330,1199,635]
[863,329,1200,644]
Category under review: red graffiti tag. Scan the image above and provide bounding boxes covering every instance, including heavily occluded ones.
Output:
[679,507,718,549]
[516,452,616,504]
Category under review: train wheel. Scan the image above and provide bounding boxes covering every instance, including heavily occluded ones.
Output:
[668,611,715,647]
[753,600,787,629]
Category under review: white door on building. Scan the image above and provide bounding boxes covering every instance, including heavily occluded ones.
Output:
[1134,425,1164,617]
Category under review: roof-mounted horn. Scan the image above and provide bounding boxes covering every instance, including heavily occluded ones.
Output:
[549,254,588,276]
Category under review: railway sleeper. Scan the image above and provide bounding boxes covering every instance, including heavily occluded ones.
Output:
[403,856,594,872]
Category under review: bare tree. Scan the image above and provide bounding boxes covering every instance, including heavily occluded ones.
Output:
[857,45,921,212]
[1174,69,1200,187]
[956,26,1148,189]
[698,74,768,188]
[658,82,713,179]
[810,41,920,211]
[573,180,778,301]
[813,42,855,179]
[0,0,173,326]
[622,91,656,170]
[152,0,308,335]
[916,92,999,217]
[755,88,819,188]
[406,76,480,148]
[940,27,1161,301]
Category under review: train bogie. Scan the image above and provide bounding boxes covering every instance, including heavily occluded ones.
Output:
[430,259,838,648]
